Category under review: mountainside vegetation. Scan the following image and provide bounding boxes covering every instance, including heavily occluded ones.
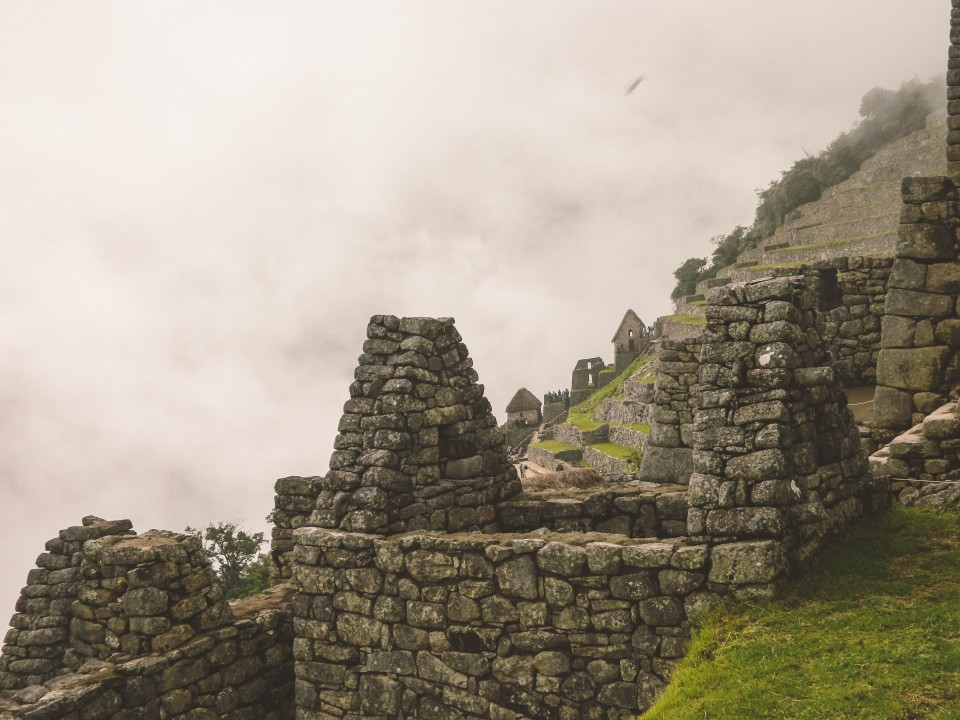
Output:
[671,77,944,300]
[641,507,960,719]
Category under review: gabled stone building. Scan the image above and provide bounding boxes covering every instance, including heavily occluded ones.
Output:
[612,309,652,373]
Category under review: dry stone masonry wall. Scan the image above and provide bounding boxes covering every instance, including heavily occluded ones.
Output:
[873,176,960,439]
[292,528,720,720]
[310,316,519,537]
[810,257,892,386]
[688,277,885,570]
[0,520,295,720]
[637,338,700,485]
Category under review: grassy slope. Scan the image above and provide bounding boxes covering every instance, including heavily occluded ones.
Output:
[641,507,960,720]
[566,354,654,431]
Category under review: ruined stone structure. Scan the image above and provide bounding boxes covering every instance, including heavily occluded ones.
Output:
[569,358,612,406]
[0,518,294,719]
[611,310,651,374]
[311,315,519,537]
[5,6,960,715]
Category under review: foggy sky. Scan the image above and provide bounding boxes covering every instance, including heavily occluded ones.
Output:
[0,1,950,619]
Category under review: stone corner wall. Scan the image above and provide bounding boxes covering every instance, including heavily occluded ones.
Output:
[687,276,886,569]
[637,337,700,485]
[873,177,960,441]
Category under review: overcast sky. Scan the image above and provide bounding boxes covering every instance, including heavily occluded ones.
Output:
[0,1,950,618]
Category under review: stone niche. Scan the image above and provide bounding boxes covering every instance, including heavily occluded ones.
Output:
[311,315,520,536]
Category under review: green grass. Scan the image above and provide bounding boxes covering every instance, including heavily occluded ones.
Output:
[662,313,707,325]
[642,507,960,720]
[616,423,650,434]
[771,230,889,254]
[586,442,636,462]
[530,440,579,454]
[566,354,654,425]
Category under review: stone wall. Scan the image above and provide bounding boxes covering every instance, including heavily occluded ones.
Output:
[871,401,960,503]
[291,527,731,719]
[948,0,960,176]
[311,316,519,537]
[582,448,632,477]
[542,401,567,425]
[873,177,960,440]
[637,338,700,485]
[0,517,133,690]
[596,395,652,427]
[688,277,884,568]
[811,257,892,386]
[0,520,295,719]
[497,484,687,538]
[271,476,324,584]
[608,426,647,453]
[526,445,583,471]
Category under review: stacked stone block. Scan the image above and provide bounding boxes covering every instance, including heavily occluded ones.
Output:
[68,531,234,665]
[688,277,878,570]
[810,257,892,385]
[1,523,295,719]
[497,484,688,538]
[0,516,133,690]
[310,316,519,537]
[637,337,701,484]
[1,588,295,719]
[949,0,960,176]
[874,177,960,439]
[271,476,324,583]
[871,401,960,500]
[292,527,722,719]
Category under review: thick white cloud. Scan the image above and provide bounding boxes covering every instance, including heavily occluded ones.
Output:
[0,1,949,616]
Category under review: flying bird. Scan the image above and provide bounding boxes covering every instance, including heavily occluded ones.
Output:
[625,74,645,94]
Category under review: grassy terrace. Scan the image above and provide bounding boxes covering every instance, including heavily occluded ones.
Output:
[770,230,890,254]
[586,442,636,462]
[662,313,707,325]
[565,354,654,432]
[529,439,579,454]
[642,507,960,719]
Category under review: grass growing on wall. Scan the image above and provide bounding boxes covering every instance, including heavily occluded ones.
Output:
[641,507,960,720]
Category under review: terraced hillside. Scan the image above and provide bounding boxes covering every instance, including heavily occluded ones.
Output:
[674,110,947,316]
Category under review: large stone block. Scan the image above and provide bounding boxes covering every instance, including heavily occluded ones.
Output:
[873,386,915,429]
[880,315,916,348]
[885,289,954,318]
[725,449,787,482]
[896,223,955,260]
[705,508,784,537]
[888,259,927,290]
[876,347,950,391]
[708,541,787,585]
[637,446,692,484]
[926,262,960,294]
